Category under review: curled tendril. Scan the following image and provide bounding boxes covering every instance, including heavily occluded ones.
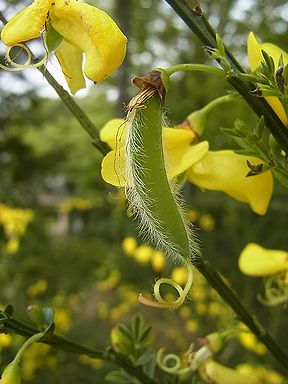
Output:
[138,260,194,309]
[156,348,192,376]
[0,44,47,72]
[257,273,288,307]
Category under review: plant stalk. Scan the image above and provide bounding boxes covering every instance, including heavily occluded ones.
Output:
[1,315,157,384]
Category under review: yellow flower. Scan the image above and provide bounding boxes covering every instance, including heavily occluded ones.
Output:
[0,362,21,384]
[101,120,273,215]
[187,150,273,215]
[101,119,207,187]
[200,359,260,384]
[1,0,127,94]
[239,243,288,276]
[247,32,288,126]
[122,236,138,256]
[151,250,166,272]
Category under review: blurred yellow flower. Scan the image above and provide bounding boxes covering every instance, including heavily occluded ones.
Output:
[101,120,273,215]
[239,243,288,276]
[247,32,288,126]
[200,359,260,384]
[134,245,153,265]
[122,236,138,256]
[0,334,12,349]
[151,250,166,272]
[237,364,283,384]
[58,197,94,214]
[1,0,127,94]
[79,355,103,370]
[54,308,71,333]
[199,214,215,231]
[5,238,19,254]
[171,266,188,286]
[27,279,48,298]
[238,331,267,355]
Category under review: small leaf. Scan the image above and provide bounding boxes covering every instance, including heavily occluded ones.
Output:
[4,304,14,317]
[139,324,152,343]
[44,21,63,54]
[132,313,143,341]
[118,324,133,341]
[255,116,265,138]
[216,33,225,56]
[261,50,275,74]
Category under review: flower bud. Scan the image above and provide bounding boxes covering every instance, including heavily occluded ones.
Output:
[1,362,21,384]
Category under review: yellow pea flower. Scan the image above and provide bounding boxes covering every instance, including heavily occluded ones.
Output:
[101,120,273,215]
[239,243,288,276]
[1,0,127,94]
[100,118,209,187]
[187,150,273,215]
[247,32,288,126]
[200,359,260,384]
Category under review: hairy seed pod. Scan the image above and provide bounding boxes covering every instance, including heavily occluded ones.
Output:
[124,76,198,308]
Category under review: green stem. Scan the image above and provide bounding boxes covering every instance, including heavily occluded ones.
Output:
[37,68,110,156]
[192,255,288,371]
[164,0,288,154]
[13,332,43,364]
[1,316,157,384]
[199,93,239,116]
[164,63,223,77]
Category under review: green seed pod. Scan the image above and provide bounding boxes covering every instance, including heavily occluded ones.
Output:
[126,93,195,262]
[124,73,198,308]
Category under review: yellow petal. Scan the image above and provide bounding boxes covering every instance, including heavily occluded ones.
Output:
[50,0,127,84]
[1,0,52,45]
[239,243,288,276]
[101,149,126,187]
[55,40,86,94]
[101,127,208,187]
[201,360,260,384]
[188,150,273,215]
[100,119,126,150]
[164,128,208,178]
[247,32,288,126]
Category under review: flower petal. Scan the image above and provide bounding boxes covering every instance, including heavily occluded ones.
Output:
[55,40,86,94]
[100,119,126,150]
[247,32,288,126]
[164,129,208,178]
[1,0,52,45]
[201,360,260,384]
[101,126,208,186]
[101,149,126,187]
[49,0,127,84]
[187,150,273,215]
[239,243,288,276]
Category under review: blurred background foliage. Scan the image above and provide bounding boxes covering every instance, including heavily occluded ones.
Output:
[0,0,288,382]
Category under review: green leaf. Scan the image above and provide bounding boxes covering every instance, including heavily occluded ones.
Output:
[216,33,225,56]
[118,324,133,341]
[132,314,143,341]
[44,21,63,54]
[4,304,14,317]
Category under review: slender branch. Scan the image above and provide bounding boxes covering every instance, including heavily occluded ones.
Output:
[1,315,157,384]
[164,0,288,153]
[192,256,288,371]
[37,68,110,155]
[164,63,223,76]
[0,11,110,157]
